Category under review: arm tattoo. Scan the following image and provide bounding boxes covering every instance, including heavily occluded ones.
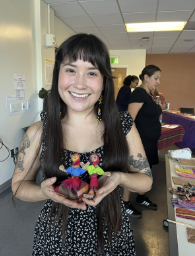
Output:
[16,133,30,171]
[129,153,152,178]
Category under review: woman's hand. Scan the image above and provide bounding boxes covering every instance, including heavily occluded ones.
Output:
[41,177,87,210]
[82,172,121,207]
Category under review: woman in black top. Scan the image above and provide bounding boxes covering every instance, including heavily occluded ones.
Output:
[116,75,139,111]
[123,65,162,218]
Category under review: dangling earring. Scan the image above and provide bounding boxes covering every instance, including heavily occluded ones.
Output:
[60,103,61,116]
[145,80,147,83]
[96,93,103,122]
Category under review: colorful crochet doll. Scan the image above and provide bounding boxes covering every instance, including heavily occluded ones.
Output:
[82,153,111,199]
[55,153,89,202]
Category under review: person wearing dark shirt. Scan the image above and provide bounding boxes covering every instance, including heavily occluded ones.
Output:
[116,75,139,111]
[123,65,162,218]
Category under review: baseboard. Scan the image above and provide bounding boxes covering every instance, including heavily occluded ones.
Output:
[0,178,11,193]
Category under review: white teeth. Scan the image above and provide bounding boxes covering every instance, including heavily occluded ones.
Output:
[70,92,89,98]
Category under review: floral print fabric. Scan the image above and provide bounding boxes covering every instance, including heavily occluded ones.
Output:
[32,111,136,256]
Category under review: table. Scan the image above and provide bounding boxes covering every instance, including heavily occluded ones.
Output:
[158,125,185,150]
[165,155,195,256]
[162,111,195,150]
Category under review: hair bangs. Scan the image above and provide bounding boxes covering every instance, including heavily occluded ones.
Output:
[60,34,112,78]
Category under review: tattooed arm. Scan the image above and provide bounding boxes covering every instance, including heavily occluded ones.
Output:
[12,121,44,202]
[119,123,153,193]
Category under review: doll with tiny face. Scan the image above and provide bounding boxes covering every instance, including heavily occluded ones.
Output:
[55,153,89,202]
[82,153,111,199]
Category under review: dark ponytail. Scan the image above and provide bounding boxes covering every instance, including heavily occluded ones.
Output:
[123,75,138,85]
[139,65,161,81]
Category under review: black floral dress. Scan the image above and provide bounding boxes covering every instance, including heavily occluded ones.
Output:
[32,112,136,256]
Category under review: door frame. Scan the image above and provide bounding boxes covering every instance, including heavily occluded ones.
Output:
[111,65,128,77]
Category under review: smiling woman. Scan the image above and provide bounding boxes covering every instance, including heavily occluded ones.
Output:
[58,59,103,114]
[12,34,152,256]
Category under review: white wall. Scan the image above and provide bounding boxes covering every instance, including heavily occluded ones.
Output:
[0,0,38,186]
[0,0,75,188]
[55,16,75,48]
[109,49,146,84]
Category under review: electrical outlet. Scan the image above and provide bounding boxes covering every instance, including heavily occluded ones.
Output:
[11,149,14,158]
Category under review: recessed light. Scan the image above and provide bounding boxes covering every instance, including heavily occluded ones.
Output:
[126,22,186,32]
[142,37,150,41]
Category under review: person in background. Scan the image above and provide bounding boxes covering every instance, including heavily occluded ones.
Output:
[152,88,166,110]
[116,75,139,112]
[12,34,152,256]
[122,65,162,218]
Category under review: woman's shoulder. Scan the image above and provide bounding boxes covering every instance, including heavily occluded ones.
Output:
[129,86,149,103]
[119,111,134,136]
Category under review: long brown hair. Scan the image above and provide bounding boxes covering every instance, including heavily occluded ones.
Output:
[36,34,131,252]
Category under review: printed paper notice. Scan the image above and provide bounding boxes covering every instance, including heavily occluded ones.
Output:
[45,59,54,87]
[16,90,25,100]
[6,95,17,101]
[14,73,25,89]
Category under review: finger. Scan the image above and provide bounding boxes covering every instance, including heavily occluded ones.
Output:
[42,177,57,188]
[51,192,87,210]
[82,195,104,207]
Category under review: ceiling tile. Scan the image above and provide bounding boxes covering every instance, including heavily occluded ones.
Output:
[71,26,101,33]
[151,48,170,53]
[104,33,129,42]
[51,2,86,16]
[189,45,195,52]
[123,12,156,23]
[59,15,94,27]
[98,24,126,34]
[153,37,176,47]
[79,0,120,15]
[90,13,123,26]
[173,40,195,48]
[179,30,195,39]
[146,48,152,54]
[170,46,192,53]
[158,0,195,11]
[131,38,152,49]
[190,12,195,21]
[154,31,181,38]
[157,10,193,22]
[118,0,158,13]
[128,32,154,39]
[44,0,76,3]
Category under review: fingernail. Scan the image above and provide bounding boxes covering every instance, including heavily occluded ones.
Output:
[98,190,103,194]
[51,177,55,182]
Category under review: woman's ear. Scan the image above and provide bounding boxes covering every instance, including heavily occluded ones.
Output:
[144,74,148,81]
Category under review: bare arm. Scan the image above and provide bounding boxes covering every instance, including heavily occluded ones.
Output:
[128,102,143,120]
[12,122,86,210]
[119,123,153,193]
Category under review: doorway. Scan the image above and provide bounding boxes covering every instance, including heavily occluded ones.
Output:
[111,68,127,99]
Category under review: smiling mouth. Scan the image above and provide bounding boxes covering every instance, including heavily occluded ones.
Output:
[69,92,90,98]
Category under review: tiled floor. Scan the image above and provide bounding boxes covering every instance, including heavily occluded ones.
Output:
[0,160,168,256]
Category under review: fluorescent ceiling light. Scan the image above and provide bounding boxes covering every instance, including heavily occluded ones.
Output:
[126,22,186,32]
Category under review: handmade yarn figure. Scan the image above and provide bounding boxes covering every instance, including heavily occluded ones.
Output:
[81,153,111,199]
[55,153,89,202]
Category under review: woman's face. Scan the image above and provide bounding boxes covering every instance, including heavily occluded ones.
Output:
[58,59,103,114]
[131,79,139,88]
[145,71,161,92]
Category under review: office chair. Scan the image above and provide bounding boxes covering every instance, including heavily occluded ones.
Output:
[180,108,194,115]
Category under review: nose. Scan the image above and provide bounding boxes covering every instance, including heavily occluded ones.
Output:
[74,73,87,90]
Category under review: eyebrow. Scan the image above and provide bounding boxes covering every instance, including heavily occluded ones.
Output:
[63,63,99,70]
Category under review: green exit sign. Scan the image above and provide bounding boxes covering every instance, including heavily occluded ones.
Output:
[110,58,118,64]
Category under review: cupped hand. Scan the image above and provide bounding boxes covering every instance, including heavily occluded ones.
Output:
[41,177,87,210]
[82,172,121,207]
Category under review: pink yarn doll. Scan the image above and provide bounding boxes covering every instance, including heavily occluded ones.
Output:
[55,153,89,202]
